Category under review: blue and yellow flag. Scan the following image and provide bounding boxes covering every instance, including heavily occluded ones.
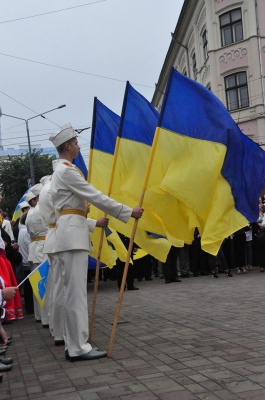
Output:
[89,98,120,194]
[88,99,129,264]
[72,148,120,268]
[29,260,50,308]
[12,189,30,221]
[73,151,88,179]
[108,83,173,261]
[144,68,265,255]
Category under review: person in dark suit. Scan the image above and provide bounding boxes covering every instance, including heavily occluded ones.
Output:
[116,234,139,290]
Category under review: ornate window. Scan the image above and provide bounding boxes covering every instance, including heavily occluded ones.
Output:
[225,72,249,111]
[220,8,243,46]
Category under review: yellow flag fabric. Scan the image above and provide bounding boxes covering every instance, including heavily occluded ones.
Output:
[89,98,172,263]
[89,228,117,268]
[143,69,265,255]
[29,260,49,308]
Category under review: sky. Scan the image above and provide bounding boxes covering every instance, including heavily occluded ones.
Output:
[0,0,184,163]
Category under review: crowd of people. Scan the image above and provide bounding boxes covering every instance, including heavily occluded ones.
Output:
[0,123,265,382]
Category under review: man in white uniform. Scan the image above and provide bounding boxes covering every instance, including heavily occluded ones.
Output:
[24,184,51,326]
[49,123,144,361]
[39,172,110,347]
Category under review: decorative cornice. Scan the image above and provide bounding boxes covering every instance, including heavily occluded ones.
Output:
[219,47,247,63]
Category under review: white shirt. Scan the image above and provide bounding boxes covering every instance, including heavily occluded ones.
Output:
[2,219,14,241]
[18,224,31,264]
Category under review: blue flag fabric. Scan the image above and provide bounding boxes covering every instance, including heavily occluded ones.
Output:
[73,151,88,179]
[144,68,265,254]
[29,260,50,308]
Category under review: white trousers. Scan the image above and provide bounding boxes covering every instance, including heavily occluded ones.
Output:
[57,250,92,357]
[48,253,64,341]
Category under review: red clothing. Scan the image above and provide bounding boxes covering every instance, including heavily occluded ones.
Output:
[0,249,23,320]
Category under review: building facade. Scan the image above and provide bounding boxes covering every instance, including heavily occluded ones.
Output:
[152,0,265,149]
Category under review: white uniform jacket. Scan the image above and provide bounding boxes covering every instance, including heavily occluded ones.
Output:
[51,159,132,253]
[25,204,47,264]
[38,180,56,256]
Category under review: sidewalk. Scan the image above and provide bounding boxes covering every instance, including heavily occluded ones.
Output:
[1,269,265,399]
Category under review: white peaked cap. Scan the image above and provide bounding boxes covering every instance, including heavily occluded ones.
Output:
[19,201,30,210]
[40,175,51,186]
[24,192,36,202]
[28,183,43,197]
[49,123,77,148]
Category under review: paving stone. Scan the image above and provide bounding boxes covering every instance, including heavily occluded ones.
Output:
[3,271,265,399]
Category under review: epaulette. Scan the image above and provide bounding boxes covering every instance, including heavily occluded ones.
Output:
[63,162,72,167]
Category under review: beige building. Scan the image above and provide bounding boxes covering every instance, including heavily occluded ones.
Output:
[152,0,265,149]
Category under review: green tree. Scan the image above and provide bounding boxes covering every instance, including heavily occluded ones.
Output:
[0,150,55,216]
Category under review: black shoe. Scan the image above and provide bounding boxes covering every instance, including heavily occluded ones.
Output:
[165,279,171,284]
[170,278,182,283]
[69,349,107,362]
[193,273,199,277]
[65,347,99,360]
[127,286,139,290]
[226,272,233,277]
[212,273,218,278]
[35,319,41,323]
[0,363,12,372]
[137,278,143,282]
[181,273,190,278]
[145,277,153,281]
[2,320,12,325]
[55,340,65,346]
[42,324,49,329]
[0,357,13,365]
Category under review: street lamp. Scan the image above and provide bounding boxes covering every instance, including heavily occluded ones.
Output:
[0,104,66,185]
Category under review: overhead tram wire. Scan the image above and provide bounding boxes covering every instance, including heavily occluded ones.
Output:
[0,1,108,25]
[0,89,62,127]
[1,52,265,94]
[0,53,154,90]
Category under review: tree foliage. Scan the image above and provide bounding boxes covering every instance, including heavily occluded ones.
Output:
[0,150,55,215]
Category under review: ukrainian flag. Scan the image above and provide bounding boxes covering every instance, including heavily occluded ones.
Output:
[144,68,265,255]
[72,148,120,268]
[12,189,30,221]
[108,83,174,261]
[73,151,88,179]
[29,260,50,308]
[88,99,129,264]
[90,96,172,262]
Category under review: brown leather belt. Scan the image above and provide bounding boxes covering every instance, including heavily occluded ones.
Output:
[59,208,86,218]
[48,223,56,229]
[31,236,46,242]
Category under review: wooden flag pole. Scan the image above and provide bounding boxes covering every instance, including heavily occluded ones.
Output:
[107,185,146,357]
[107,217,139,357]
[89,138,121,342]
[89,223,105,342]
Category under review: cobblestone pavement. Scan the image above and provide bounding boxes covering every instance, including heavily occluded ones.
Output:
[1,269,265,399]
